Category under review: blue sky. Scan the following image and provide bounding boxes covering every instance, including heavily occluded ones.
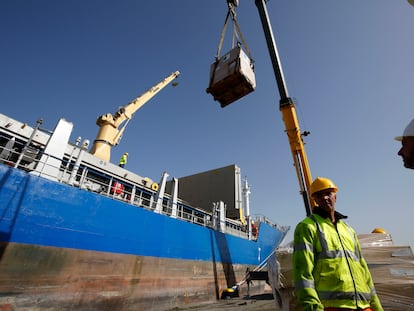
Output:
[1,1,413,249]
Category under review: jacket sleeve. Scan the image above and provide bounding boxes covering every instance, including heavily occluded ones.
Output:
[293,221,324,311]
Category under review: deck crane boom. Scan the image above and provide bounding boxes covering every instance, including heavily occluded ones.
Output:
[254,0,314,216]
[90,71,180,162]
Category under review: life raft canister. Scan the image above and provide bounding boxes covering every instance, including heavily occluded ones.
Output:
[111,181,124,195]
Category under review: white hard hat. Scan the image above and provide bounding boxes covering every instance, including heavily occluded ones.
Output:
[395,119,414,141]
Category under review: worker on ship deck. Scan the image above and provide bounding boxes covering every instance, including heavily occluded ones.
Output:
[395,118,414,169]
[119,152,128,168]
[293,177,383,311]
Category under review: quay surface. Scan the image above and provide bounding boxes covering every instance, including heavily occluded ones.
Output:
[168,293,284,311]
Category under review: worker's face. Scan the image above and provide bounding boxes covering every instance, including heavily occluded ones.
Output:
[398,137,414,169]
[313,189,336,213]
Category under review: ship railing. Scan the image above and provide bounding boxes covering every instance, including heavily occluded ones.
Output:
[252,214,290,234]
[0,133,40,169]
[0,135,254,239]
[58,161,249,237]
[80,172,248,237]
[224,218,249,238]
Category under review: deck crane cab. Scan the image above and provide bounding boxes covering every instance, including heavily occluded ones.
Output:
[89,71,180,162]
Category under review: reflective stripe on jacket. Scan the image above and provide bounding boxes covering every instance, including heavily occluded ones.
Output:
[292,212,383,311]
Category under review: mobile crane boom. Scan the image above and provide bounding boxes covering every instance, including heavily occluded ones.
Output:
[254,0,314,215]
[90,71,180,162]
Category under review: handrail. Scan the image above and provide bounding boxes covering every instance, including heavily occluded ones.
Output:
[0,134,285,239]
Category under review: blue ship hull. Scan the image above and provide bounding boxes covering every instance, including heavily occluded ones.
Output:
[0,163,287,310]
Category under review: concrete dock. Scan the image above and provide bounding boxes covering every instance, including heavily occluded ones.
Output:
[168,293,282,311]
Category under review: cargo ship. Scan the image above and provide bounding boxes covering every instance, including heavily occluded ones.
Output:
[0,81,288,311]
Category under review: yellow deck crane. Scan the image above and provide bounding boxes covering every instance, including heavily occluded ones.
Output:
[216,1,314,215]
[254,0,314,215]
[253,0,314,215]
[90,71,180,162]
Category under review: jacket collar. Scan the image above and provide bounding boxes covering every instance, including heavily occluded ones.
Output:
[313,206,348,221]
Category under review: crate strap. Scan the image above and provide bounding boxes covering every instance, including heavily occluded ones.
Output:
[215,2,253,63]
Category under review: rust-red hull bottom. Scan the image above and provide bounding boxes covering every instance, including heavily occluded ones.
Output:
[0,242,266,310]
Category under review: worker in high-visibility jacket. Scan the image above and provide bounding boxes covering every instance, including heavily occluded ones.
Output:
[293,177,383,311]
[395,118,414,169]
[119,152,128,168]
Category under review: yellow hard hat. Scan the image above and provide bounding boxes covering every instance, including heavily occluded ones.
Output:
[372,227,387,234]
[310,177,338,196]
